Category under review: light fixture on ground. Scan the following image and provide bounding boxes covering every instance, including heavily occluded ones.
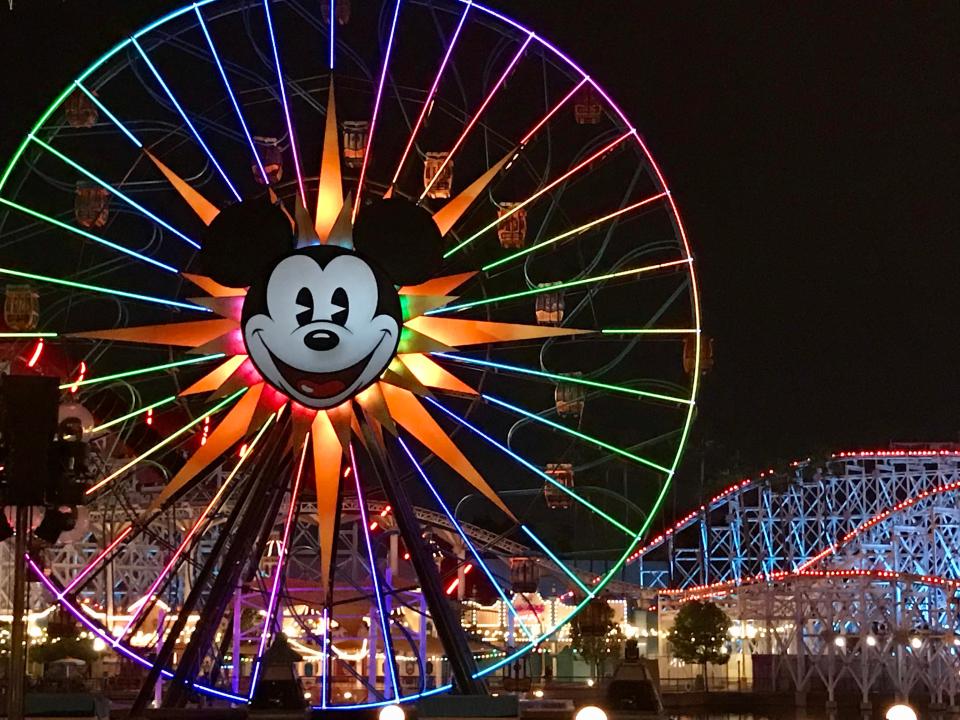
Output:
[575,706,607,720]
[885,703,918,720]
[379,704,405,720]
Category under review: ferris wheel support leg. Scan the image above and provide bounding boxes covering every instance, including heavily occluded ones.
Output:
[167,452,292,707]
[359,424,486,695]
[128,425,287,716]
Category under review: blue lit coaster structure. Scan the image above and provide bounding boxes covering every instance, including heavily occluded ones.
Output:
[0,0,701,708]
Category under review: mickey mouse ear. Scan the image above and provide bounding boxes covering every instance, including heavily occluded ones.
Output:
[196,195,294,288]
[352,198,442,286]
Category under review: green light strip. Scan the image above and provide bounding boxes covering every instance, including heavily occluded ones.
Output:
[483,191,668,272]
[602,328,699,335]
[429,258,692,315]
[0,197,177,273]
[0,266,206,313]
[483,393,672,475]
[521,525,591,595]
[61,353,224,390]
[0,332,57,338]
[434,353,690,405]
[90,395,177,433]
[87,388,247,495]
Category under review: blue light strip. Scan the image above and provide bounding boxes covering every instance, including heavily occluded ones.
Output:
[132,38,241,201]
[263,0,306,205]
[483,394,672,475]
[194,5,269,185]
[433,352,692,406]
[73,82,142,148]
[397,437,535,640]
[329,0,335,69]
[424,397,635,536]
[521,525,591,594]
[349,443,399,699]
[0,266,208,313]
[0,197,177,273]
[28,135,200,249]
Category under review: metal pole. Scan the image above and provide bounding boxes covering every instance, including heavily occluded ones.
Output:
[8,505,29,720]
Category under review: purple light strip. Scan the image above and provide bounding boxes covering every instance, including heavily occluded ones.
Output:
[418,31,533,202]
[25,554,246,704]
[263,0,307,206]
[248,434,309,699]
[348,443,399,698]
[352,0,402,221]
[321,606,330,708]
[389,0,472,187]
[329,0,335,69]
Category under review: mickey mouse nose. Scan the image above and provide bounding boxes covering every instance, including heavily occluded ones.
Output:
[304,329,339,351]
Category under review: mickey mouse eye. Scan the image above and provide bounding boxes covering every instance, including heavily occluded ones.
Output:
[295,287,314,326]
[331,287,349,326]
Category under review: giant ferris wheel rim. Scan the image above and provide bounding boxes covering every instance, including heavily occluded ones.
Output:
[2,0,703,706]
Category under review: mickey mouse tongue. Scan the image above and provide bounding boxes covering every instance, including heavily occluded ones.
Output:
[269,351,373,400]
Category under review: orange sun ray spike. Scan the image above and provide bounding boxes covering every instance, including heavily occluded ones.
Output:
[379,383,515,520]
[356,382,397,435]
[69,318,238,347]
[144,149,221,226]
[188,296,245,321]
[381,358,433,397]
[405,316,590,347]
[325,402,355,452]
[181,273,247,298]
[315,80,344,242]
[398,353,477,396]
[399,271,476,297]
[432,147,517,237]
[311,412,342,599]
[150,383,265,511]
[402,295,456,320]
[180,354,248,396]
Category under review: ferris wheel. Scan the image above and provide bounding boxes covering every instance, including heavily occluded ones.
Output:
[0,0,701,709]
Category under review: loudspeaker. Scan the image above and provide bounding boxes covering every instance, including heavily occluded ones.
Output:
[0,375,59,506]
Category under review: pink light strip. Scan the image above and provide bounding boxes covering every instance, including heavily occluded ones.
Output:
[389,0,473,187]
[63,526,134,594]
[519,77,588,146]
[248,434,309,699]
[418,32,533,202]
[352,0,403,222]
[445,129,634,257]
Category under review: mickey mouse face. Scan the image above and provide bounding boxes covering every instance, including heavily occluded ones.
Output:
[242,246,401,409]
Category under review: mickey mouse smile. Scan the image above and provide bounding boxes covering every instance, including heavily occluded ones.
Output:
[241,248,401,410]
[259,329,391,400]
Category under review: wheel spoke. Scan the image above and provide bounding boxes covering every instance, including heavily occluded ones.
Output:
[425,397,636,536]
[63,353,225,391]
[131,38,241,201]
[353,0,403,221]
[89,395,177,433]
[26,135,200,249]
[194,6,270,185]
[397,437,535,640]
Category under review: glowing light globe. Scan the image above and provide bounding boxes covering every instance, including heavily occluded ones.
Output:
[575,706,608,720]
[379,704,406,720]
[886,704,918,720]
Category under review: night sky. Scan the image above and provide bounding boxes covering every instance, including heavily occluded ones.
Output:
[1,1,957,499]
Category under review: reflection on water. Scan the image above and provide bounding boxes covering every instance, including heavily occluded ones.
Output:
[668,713,833,720]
